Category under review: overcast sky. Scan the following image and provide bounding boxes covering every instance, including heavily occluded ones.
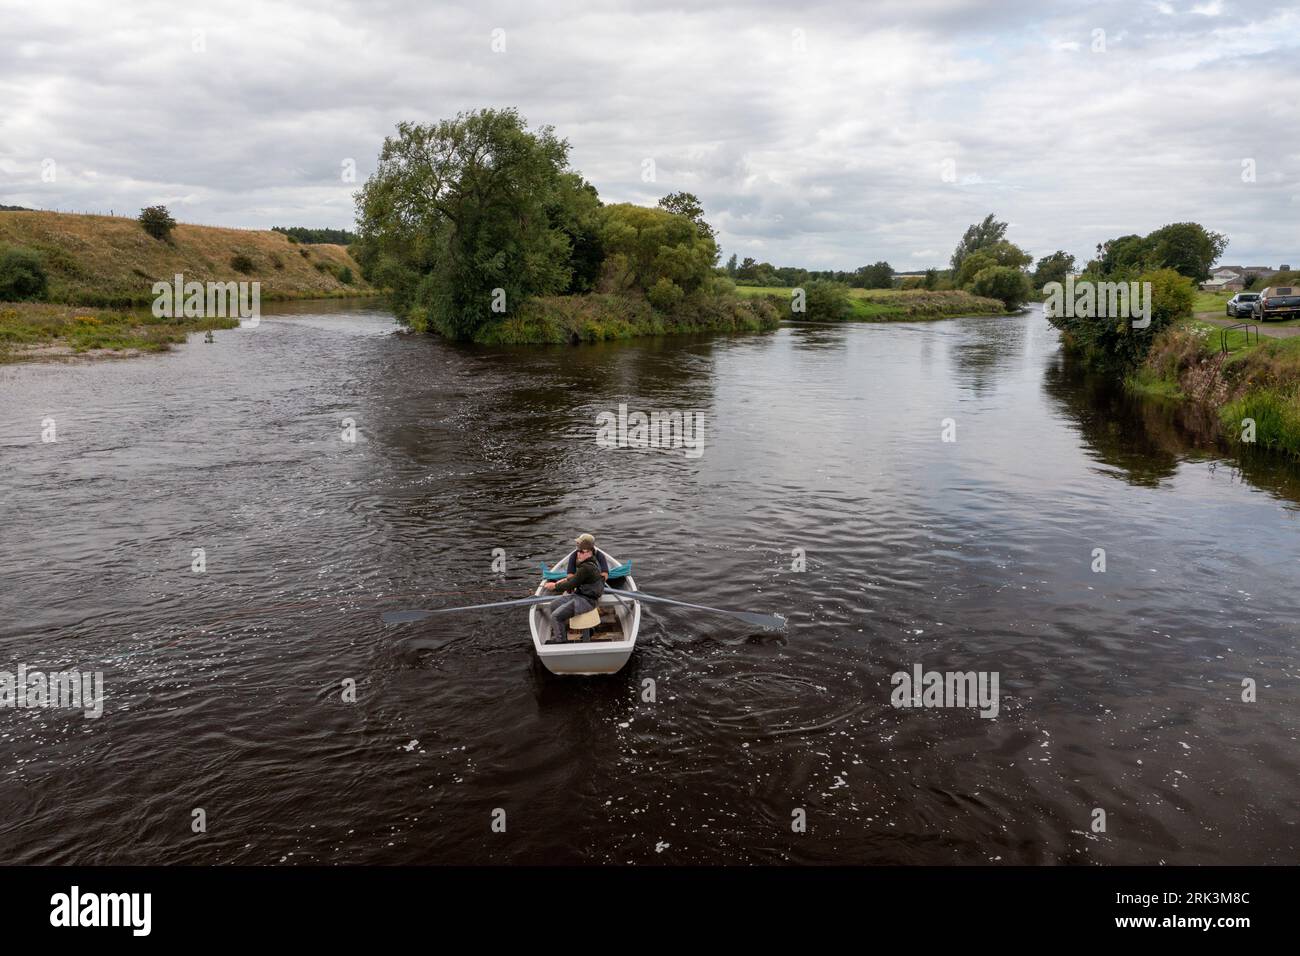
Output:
[1,0,1296,270]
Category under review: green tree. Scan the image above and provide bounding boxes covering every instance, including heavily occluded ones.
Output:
[725,253,737,277]
[955,240,1031,287]
[1087,224,1227,282]
[950,213,1008,273]
[354,109,595,338]
[1032,250,1075,290]
[599,203,717,295]
[922,268,938,290]
[656,192,716,244]
[1047,267,1194,370]
[1089,234,1149,277]
[1145,222,1228,282]
[138,205,176,241]
[857,260,894,289]
[969,265,1031,310]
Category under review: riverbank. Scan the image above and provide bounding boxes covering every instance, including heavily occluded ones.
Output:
[735,285,1007,320]
[0,301,239,363]
[469,290,781,345]
[1130,320,1300,458]
[0,209,375,306]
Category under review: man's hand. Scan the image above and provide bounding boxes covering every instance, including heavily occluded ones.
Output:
[542,580,557,591]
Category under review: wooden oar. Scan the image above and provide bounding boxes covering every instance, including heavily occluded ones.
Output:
[381,590,786,632]
[619,589,786,631]
[381,596,553,625]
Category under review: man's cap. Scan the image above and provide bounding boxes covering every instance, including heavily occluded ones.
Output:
[575,533,596,552]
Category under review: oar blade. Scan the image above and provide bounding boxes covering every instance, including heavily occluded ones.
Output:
[734,611,787,631]
[628,590,786,632]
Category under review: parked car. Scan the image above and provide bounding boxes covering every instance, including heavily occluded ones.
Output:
[1252,287,1300,321]
[1226,292,1260,317]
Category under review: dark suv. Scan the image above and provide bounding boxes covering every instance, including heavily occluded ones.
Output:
[1252,287,1300,321]
[1226,292,1260,317]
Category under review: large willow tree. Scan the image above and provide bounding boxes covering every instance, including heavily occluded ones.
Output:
[354,109,601,339]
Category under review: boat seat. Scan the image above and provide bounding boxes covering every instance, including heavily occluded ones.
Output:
[568,607,602,630]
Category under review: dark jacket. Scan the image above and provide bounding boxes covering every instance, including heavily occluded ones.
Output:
[554,554,605,601]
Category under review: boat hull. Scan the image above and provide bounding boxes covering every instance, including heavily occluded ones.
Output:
[529,549,639,675]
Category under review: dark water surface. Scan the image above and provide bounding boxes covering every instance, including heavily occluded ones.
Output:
[1,301,1296,864]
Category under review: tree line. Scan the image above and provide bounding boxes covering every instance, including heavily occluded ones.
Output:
[352,109,722,339]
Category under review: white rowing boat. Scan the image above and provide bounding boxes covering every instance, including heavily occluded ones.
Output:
[529,548,640,675]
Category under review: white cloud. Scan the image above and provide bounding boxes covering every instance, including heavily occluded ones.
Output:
[0,0,1295,269]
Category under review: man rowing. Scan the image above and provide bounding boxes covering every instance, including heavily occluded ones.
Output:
[542,533,606,644]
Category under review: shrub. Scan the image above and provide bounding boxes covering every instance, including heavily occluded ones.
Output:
[337,265,354,285]
[647,276,685,311]
[270,253,284,270]
[969,265,1031,310]
[230,253,255,274]
[598,203,717,296]
[1223,389,1300,458]
[0,247,49,301]
[138,205,176,241]
[1049,267,1195,370]
[798,280,853,320]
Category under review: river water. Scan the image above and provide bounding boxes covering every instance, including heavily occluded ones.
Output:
[1,300,1296,865]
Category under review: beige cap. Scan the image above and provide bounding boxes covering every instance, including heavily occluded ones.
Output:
[575,533,596,552]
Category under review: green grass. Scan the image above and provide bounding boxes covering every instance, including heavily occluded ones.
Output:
[0,301,239,362]
[1126,365,1185,399]
[1193,288,1300,327]
[0,209,375,306]
[1222,389,1300,458]
[734,285,1007,320]
[1137,320,1300,460]
[1190,320,1258,354]
[1193,289,1234,314]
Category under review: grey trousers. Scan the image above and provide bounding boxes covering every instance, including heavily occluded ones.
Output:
[550,594,596,642]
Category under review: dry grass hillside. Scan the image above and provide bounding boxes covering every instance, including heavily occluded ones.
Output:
[0,210,373,305]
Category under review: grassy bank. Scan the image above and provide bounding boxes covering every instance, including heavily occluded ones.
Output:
[1194,287,1300,327]
[734,285,1007,320]
[471,290,781,345]
[0,209,373,306]
[1133,321,1300,458]
[0,301,239,362]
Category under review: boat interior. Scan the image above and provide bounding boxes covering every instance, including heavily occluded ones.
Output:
[536,590,636,643]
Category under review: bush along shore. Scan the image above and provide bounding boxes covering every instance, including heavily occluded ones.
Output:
[736,283,1008,321]
[0,208,374,361]
[1134,324,1300,459]
[354,110,849,345]
[1044,219,1300,461]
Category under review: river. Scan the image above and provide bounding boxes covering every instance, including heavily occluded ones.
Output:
[1,299,1296,864]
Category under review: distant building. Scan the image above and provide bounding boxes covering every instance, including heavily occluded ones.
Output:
[1202,268,1246,291]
